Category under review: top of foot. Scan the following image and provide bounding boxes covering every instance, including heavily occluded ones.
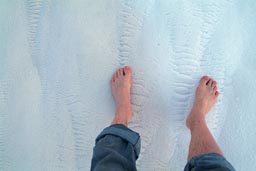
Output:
[111,66,132,102]
[186,76,219,129]
[111,66,133,122]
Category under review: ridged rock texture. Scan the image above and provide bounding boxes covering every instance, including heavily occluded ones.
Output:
[0,0,255,170]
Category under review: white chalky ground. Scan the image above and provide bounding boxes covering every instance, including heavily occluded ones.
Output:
[0,0,256,170]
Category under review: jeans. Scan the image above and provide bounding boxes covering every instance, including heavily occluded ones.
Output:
[91,124,236,171]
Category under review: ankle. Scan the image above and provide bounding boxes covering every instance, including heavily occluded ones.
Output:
[113,108,130,123]
[188,117,207,132]
[190,106,206,116]
[111,106,132,126]
[187,110,207,130]
[111,117,128,126]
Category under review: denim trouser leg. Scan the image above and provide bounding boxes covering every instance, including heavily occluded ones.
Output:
[91,124,140,171]
[91,124,236,171]
[184,153,236,171]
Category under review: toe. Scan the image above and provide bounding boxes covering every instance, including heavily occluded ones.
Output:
[213,86,217,91]
[112,71,116,82]
[124,66,132,76]
[111,76,115,83]
[118,68,122,76]
[211,81,217,88]
[200,75,209,85]
[115,70,119,79]
[207,79,213,87]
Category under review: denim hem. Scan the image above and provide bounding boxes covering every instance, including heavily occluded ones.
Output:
[96,124,141,158]
[184,152,236,171]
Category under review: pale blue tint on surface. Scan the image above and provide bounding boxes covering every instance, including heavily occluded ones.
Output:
[0,0,255,170]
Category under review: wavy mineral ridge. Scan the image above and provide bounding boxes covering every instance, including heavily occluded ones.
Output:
[0,0,255,171]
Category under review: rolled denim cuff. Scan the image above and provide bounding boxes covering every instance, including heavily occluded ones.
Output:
[96,124,141,158]
[185,153,236,171]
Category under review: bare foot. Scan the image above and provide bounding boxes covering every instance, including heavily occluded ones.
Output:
[111,66,133,126]
[186,76,219,130]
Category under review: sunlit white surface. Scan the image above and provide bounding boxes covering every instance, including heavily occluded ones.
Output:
[0,0,256,170]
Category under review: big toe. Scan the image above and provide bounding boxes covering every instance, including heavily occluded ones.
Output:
[200,75,210,85]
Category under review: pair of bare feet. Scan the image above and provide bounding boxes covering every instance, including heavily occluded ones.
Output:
[110,66,219,130]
